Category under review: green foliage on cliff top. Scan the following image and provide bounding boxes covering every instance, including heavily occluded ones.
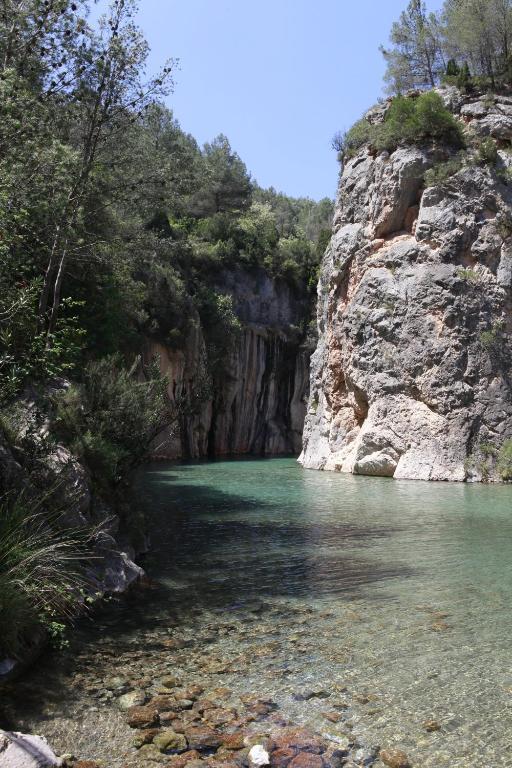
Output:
[339,91,464,161]
[381,0,512,94]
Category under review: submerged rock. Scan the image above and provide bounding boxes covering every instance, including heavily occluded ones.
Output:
[166,750,202,768]
[153,728,188,753]
[133,728,160,748]
[118,689,147,711]
[270,747,298,768]
[125,704,159,728]
[288,754,325,768]
[422,719,441,732]
[271,729,327,755]
[379,747,411,768]
[183,725,223,751]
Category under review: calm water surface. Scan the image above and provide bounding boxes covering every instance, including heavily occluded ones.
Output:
[4,458,512,767]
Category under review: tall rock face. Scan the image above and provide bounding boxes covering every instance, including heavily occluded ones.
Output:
[300,89,512,482]
[148,268,310,459]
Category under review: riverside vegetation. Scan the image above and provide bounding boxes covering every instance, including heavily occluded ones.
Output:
[0,0,332,665]
[3,0,512,767]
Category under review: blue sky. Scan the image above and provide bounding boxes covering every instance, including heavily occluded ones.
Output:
[92,0,444,200]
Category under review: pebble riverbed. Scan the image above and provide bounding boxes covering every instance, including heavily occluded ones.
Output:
[2,458,512,767]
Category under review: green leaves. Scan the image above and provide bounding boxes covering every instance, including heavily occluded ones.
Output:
[0,273,85,405]
[383,0,512,93]
[0,488,92,658]
[381,0,444,92]
[341,92,464,161]
[53,354,173,490]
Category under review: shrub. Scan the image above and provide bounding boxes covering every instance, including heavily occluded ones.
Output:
[53,355,173,491]
[456,267,480,282]
[496,211,512,238]
[424,154,465,186]
[497,166,512,185]
[337,120,374,159]
[479,322,503,355]
[339,92,464,161]
[442,62,472,92]
[478,137,498,166]
[497,440,512,481]
[0,280,85,406]
[417,93,460,139]
[0,492,91,658]
[195,289,241,382]
[472,75,494,92]
[480,328,497,348]
[446,59,460,77]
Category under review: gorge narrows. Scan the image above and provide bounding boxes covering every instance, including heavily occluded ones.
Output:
[4,2,512,767]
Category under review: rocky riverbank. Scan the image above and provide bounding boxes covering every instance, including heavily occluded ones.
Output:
[1,661,412,768]
[1,586,445,768]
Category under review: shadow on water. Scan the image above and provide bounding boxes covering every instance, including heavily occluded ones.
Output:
[89,470,418,637]
[1,461,418,729]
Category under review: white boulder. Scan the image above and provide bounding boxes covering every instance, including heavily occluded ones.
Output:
[0,731,62,768]
[248,744,270,767]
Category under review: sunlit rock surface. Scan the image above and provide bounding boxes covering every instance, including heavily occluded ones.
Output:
[300,88,512,481]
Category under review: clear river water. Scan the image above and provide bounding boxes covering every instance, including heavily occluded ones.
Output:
[3,458,512,767]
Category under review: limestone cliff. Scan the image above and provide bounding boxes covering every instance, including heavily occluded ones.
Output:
[148,268,311,459]
[300,88,512,482]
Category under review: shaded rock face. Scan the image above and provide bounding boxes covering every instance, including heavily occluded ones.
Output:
[149,268,310,459]
[300,89,512,482]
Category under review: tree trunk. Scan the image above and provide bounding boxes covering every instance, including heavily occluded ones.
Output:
[37,224,61,330]
[46,239,68,339]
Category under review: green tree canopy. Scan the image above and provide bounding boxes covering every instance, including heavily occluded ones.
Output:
[380,0,445,92]
[190,135,252,216]
[382,0,512,92]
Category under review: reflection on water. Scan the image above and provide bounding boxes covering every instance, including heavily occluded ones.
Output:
[3,458,512,767]
[145,458,512,609]
[141,459,512,765]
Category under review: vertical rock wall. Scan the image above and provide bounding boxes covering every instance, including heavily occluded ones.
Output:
[300,89,512,482]
[148,268,311,459]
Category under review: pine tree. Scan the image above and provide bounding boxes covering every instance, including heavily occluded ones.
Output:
[446,58,460,75]
[190,135,252,217]
[380,0,445,92]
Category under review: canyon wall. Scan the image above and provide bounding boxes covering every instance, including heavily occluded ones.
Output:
[300,88,512,482]
[148,268,311,459]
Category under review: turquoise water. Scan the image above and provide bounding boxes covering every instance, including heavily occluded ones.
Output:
[5,458,512,767]
[143,458,512,766]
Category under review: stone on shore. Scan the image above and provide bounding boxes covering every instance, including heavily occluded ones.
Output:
[0,730,63,768]
[249,744,270,767]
